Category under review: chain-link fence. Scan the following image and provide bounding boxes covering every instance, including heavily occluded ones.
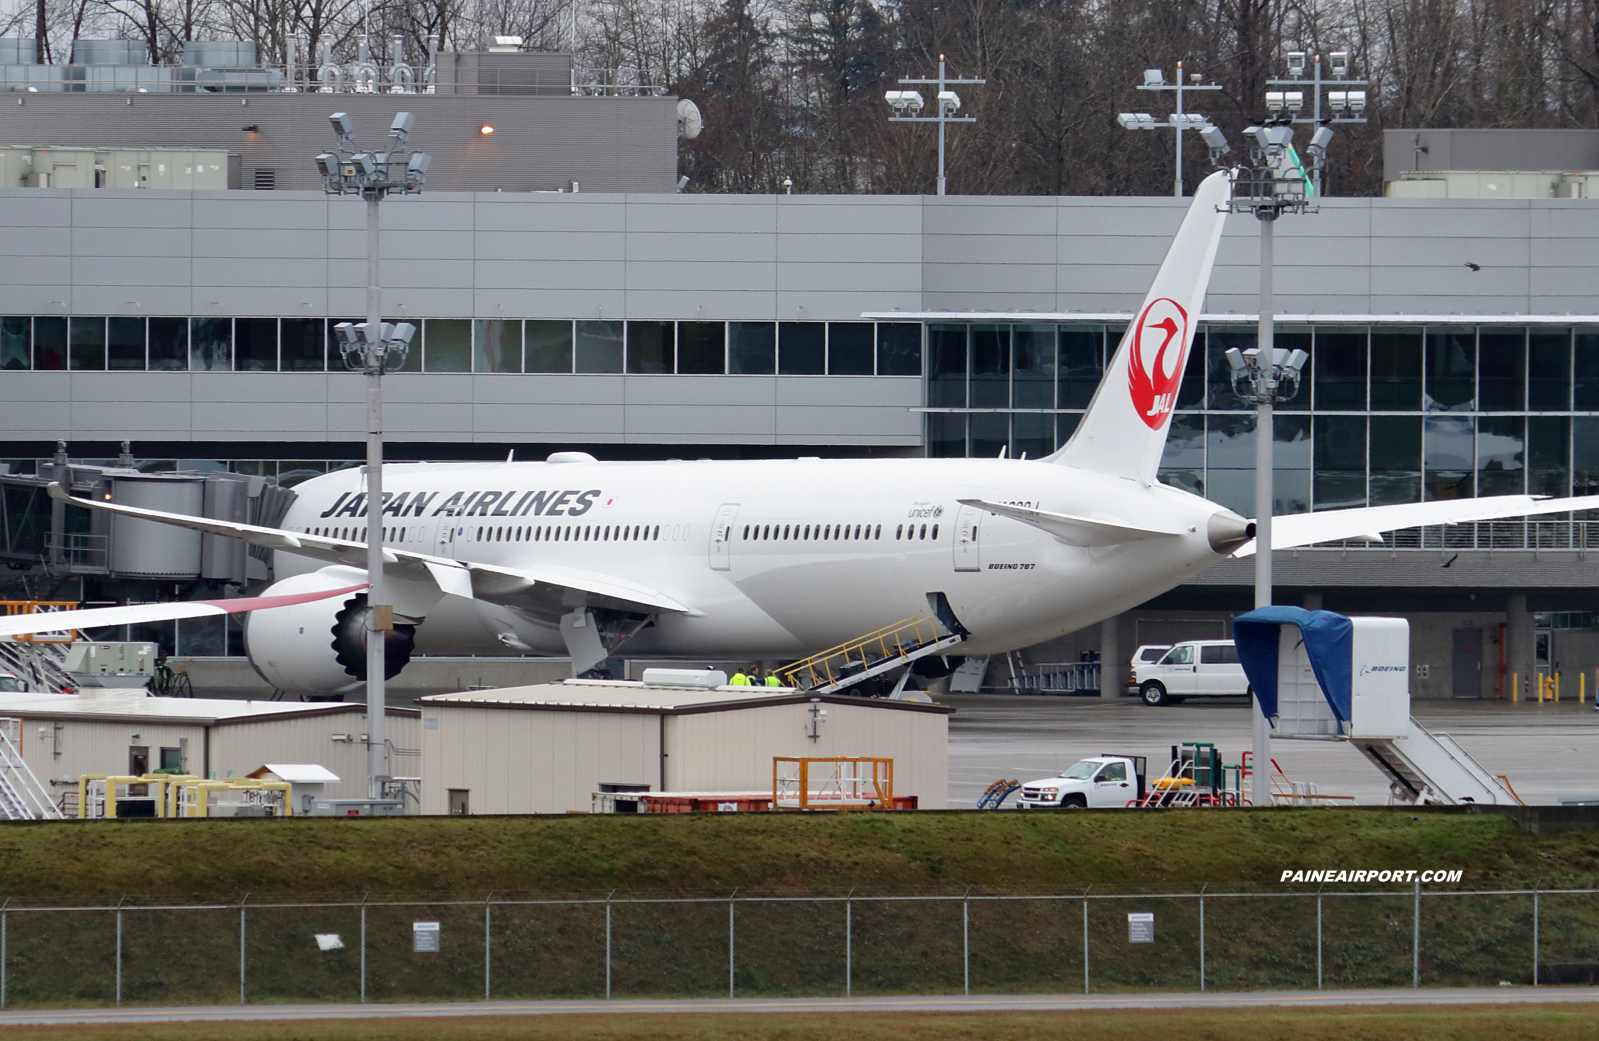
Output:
[0,887,1592,1008]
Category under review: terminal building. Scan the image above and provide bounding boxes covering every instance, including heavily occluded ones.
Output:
[0,90,1595,701]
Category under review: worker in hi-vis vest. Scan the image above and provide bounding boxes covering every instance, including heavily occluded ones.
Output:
[730,669,751,686]
[765,672,782,687]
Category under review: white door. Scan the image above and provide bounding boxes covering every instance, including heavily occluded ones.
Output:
[952,504,982,572]
[1090,761,1134,807]
[709,503,740,571]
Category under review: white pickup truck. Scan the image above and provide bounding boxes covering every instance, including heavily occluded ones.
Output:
[1015,755,1147,809]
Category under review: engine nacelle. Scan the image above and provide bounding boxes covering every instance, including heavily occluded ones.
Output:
[244,570,416,695]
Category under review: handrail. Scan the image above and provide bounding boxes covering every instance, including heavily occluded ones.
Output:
[0,600,79,643]
[778,616,942,689]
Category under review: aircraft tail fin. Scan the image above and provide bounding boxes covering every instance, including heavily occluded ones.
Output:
[1046,171,1230,482]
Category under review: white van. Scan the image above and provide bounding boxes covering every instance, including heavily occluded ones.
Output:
[1134,640,1250,706]
[1124,644,1172,695]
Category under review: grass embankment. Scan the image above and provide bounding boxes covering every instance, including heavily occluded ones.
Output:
[6,1007,1599,1041]
[0,809,1594,902]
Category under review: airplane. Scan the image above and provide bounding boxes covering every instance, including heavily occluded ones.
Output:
[15,171,1593,695]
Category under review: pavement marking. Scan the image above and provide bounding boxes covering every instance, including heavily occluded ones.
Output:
[3,987,1599,1025]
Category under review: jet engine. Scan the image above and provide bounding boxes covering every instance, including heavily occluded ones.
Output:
[244,570,416,695]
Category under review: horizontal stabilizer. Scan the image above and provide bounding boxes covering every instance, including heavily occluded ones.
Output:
[958,498,1185,547]
[1236,494,1599,557]
[0,584,368,640]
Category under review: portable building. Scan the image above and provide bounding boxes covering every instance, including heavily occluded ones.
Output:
[419,679,951,814]
[0,690,419,805]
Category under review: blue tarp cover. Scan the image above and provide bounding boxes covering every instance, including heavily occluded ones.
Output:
[1232,607,1354,726]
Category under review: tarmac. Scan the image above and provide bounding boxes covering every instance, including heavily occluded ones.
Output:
[944,694,1599,808]
[0,987,1596,1025]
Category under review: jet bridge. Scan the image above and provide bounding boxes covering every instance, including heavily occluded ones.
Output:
[1233,607,1521,806]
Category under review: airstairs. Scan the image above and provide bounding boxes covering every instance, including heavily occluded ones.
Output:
[0,718,63,820]
[779,615,966,695]
[1353,724,1521,806]
[1234,608,1523,807]
[1,601,81,693]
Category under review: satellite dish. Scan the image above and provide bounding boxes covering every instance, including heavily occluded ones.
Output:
[676,98,703,139]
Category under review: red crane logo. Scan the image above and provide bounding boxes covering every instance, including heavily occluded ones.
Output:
[1126,297,1189,429]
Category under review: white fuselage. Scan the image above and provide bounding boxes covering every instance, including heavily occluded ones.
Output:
[274,457,1234,661]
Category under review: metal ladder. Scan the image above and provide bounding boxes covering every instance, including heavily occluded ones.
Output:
[778,616,966,694]
[0,717,63,820]
[0,639,76,693]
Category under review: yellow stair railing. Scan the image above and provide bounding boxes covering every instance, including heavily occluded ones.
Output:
[779,616,946,691]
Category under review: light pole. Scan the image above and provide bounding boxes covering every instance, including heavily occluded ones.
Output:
[1118,63,1222,197]
[1205,119,1331,806]
[315,112,429,801]
[885,55,985,195]
[1265,50,1367,195]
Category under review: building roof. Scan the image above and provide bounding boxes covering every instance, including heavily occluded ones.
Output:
[252,764,342,784]
[420,679,954,715]
[0,691,419,726]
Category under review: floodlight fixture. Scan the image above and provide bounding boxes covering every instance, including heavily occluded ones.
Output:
[315,152,337,176]
[406,152,430,177]
[1347,90,1367,113]
[1329,90,1347,112]
[389,111,414,142]
[1329,51,1350,78]
[1265,91,1285,112]
[1265,124,1294,148]
[1286,51,1307,76]
[1284,91,1304,112]
[1143,68,1164,86]
[937,89,960,113]
[351,152,377,178]
[330,111,354,143]
[1284,348,1310,375]
[1119,112,1154,130]
[1224,347,1247,373]
[1199,123,1230,156]
[1307,124,1334,158]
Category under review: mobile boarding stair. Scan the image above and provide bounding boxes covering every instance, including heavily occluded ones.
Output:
[0,718,63,820]
[779,602,967,696]
[1233,607,1520,806]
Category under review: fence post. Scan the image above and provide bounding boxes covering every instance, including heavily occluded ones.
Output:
[238,906,246,1004]
[605,900,612,1000]
[1533,889,1540,986]
[484,901,492,1001]
[1411,876,1420,989]
[845,900,852,998]
[1082,899,1090,995]
[1,910,7,1010]
[728,900,735,999]
[1198,895,1205,992]
[115,909,122,1007]
[1316,894,1322,990]
[962,899,969,996]
[359,904,367,1004]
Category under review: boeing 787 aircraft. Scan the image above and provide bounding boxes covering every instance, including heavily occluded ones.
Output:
[6,172,1587,693]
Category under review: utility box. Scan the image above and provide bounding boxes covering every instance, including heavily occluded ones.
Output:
[62,642,157,689]
[309,798,403,817]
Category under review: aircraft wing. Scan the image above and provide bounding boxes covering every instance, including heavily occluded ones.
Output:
[958,498,1185,547]
[0,584,368,640]
[47,483,692,617]
[1235,495,1599,557]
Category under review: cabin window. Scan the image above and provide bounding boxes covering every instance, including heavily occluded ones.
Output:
[895,524,903,540]
[920,524,927,540]
[931,523,939,540]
